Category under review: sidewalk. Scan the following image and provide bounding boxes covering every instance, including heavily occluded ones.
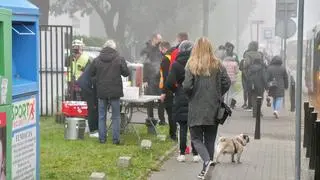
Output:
[149,92,313,180]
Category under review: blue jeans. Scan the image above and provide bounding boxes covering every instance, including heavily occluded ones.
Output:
[272,97,283,112]
[98,98,121,143]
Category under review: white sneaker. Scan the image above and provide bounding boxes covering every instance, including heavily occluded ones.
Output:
[193,155,201,163]
[177,155,186,162]
[89,132,99,138]
[273,111,279,119]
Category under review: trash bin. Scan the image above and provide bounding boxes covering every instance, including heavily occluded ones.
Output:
[64,117,86,140]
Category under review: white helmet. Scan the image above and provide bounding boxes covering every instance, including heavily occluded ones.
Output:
[72,39,85,48]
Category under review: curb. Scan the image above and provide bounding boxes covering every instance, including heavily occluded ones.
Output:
[138,144,178,180]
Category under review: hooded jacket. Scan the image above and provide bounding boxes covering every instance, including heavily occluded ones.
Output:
[247,58,268,94]
[165,51,191,122]
[90,47,129,99]
[267,56,289,97]
[243,41,265,73]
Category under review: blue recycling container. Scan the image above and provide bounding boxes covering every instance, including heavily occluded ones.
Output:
[0,0,40,179]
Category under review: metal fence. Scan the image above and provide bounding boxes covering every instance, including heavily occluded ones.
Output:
[39,25,73,116]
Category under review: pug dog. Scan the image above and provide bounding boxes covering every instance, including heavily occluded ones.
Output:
[215,134,250,164]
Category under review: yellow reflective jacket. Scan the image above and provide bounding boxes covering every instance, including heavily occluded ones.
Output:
[67,53,89,82]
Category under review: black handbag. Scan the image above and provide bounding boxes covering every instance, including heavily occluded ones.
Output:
[216,100,232,125]
[216,68,232,125]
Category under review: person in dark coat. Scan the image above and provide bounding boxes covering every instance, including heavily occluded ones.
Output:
[90,40,129,144]
[141,33,164,123]
[183,37,231,179]
[165,40,199,162]
[158,41,176,139]
[267,56,288,118]
[76,62,98,137]
[243,41,265,111]
[247,58,268,118]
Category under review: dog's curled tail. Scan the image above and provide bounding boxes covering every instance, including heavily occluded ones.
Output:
[218,137,227,142]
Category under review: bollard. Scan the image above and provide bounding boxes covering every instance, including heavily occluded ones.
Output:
[290,76,295,112]
[306,106,315,158]
[309,112,318,169]
[314,120,320,180]
[303,102,310,147]
[254,96,262,140]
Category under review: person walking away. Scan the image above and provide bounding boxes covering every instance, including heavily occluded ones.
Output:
[243,41,265,111]
[183,37,231,179]
[239,51,249,108]
[65,39,90,101]
[266,56,288,118]
[141,33,165,124]
[158,41,177,140]
[246,58,268,118]
[76,61,99,138]
[90,40,129,144]
[165,40,200,162]
[222,56,239,109]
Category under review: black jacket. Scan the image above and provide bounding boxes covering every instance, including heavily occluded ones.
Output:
[166,51,190,122]
[267,57,288,97]
[247,60,268,94]
[90,47,129,99]
[76,62,94,94]
[141,41,162,95]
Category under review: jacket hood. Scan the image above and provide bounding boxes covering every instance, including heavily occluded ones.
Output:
[99,47,119,62]
[270,56,283,65]
[176,51,191,67]
[248,41,259,51]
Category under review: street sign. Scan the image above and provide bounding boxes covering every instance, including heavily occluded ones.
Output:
[276,0,297,18]
[275,18,297,39]
[263,28,273,40]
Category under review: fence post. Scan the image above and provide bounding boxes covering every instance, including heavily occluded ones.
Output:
[314,120,320,180]
[310,112,318,169]
[303,102,310,147]
[306,106,315,158]
[254,96,262,140]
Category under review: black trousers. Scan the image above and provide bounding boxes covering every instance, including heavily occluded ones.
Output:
[147,95,176,138]
[81,90,98,132]
[242,75,248,105]
[190,125,218,162]
[251,90,264,117]
[178,121,197,155]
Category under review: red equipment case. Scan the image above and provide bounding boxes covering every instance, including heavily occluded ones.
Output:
[62,101,88,117]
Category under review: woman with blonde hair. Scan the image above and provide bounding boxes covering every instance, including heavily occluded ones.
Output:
[183,37,231,179]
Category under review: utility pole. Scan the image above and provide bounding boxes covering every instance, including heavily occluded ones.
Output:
[236,0,240,54]
[295,0,304,179]
[251,20,264,42]
[203,0,209,36]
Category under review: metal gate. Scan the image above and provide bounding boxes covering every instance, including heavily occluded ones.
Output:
[39,25,73,116]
